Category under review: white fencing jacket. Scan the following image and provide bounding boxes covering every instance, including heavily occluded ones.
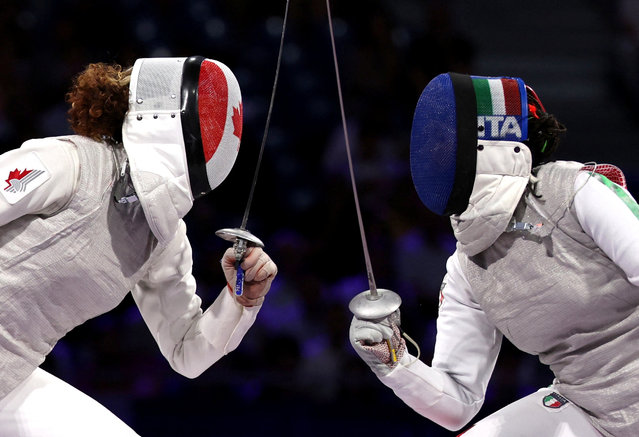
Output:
[378,163,639,435]
[0,136,259,398]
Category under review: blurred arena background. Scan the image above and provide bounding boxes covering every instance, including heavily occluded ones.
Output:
[1,0,637,435]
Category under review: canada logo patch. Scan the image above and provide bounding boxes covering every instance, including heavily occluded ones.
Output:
[542,392,570,409]
[1,152,50,204]
[5,168,45,193]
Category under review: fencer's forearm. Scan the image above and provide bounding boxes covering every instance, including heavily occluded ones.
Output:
[375,254,499,431]
[133,221,261,378]
[170,288,261,378]
[378,353,484,431]
[134,282,261,379]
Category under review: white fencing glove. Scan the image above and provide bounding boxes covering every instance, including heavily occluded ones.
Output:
[222,247,277,307]
[349,309,406,377]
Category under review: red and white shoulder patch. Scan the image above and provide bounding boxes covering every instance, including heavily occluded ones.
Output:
[1,151,50,204]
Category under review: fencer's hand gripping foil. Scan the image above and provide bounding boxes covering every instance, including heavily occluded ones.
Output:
[325,0,402,361]
[349,311,406,376]
[216,228,264,296]
[215,0,290,296]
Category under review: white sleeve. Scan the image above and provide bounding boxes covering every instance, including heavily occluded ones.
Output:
[0,138,77,226]
[574,172,639,286]
[378,253,502,431]
[132,220,261,378]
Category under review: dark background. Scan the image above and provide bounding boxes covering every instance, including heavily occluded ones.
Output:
[2,0,638,435]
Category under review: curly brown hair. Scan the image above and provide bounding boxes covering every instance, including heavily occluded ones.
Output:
[66,63,132,145]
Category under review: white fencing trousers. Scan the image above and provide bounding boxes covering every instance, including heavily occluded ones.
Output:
[459,387,604,437]
[0,368,140,436]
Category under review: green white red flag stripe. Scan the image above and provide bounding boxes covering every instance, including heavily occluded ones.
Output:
[472,77,523,115]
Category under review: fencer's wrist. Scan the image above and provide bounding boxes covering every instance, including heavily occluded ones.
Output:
[236,295,265,308]
[226,284,266,307]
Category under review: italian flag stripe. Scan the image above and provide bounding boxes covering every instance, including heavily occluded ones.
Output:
[473,78,522,116]
[473,78,493,115]
[501,78,521,114]
[488,79,506,114]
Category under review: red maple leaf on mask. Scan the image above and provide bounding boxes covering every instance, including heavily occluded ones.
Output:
[232,102,243,143]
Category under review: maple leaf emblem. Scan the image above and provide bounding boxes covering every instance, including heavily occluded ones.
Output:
[232,102,243,143]
[5,169,32,190]
[4,168,44,192]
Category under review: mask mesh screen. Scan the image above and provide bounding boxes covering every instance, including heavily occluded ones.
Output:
[410,73,458,215]
[135,60,182,111]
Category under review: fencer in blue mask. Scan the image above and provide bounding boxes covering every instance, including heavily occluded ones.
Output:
[350,72,639,437]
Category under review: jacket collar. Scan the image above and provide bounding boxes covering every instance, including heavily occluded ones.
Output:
[450,140,532,256]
